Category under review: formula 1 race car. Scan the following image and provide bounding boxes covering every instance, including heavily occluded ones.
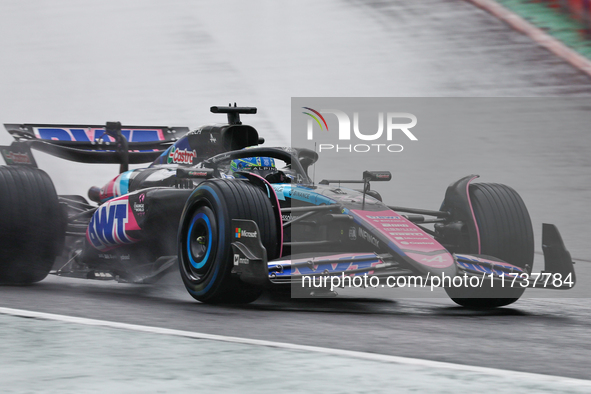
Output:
[0,105,576,308]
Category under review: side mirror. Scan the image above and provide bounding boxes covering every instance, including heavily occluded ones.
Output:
[363,171,391,182]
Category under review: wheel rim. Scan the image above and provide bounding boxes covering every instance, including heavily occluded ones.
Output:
[185,208,216,280]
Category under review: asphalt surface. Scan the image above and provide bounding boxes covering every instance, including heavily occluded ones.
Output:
[5,313,590,394]
[2,275,591,380]
[1,0,591,385]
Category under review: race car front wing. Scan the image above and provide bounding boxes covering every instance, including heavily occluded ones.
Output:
[231,219,576,293]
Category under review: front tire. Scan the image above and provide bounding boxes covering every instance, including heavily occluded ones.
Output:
[178,179,278,304]
[0,166,65,284]
[445,183,534,308]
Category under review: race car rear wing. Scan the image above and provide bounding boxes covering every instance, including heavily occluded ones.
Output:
[1,122,189,173]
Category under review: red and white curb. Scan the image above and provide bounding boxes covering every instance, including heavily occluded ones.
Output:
[465,0,591,77]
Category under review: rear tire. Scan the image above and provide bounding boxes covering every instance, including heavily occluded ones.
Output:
[0,166,65,284]
[446,183,534,309]
[178,179,278,304]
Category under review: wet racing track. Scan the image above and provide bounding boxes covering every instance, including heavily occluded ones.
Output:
[1,0,591,381]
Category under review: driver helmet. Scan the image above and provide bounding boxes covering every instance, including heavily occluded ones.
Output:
[230,156,277,178]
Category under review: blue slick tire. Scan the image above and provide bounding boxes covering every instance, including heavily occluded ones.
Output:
[178,179,278,304]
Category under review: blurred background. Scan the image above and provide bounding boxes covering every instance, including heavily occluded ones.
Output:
[1,0,591,194]
[1,0,591,390]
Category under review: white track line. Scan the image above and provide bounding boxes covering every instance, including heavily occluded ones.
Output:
[1,306,590,387]
[465,0,591,77]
